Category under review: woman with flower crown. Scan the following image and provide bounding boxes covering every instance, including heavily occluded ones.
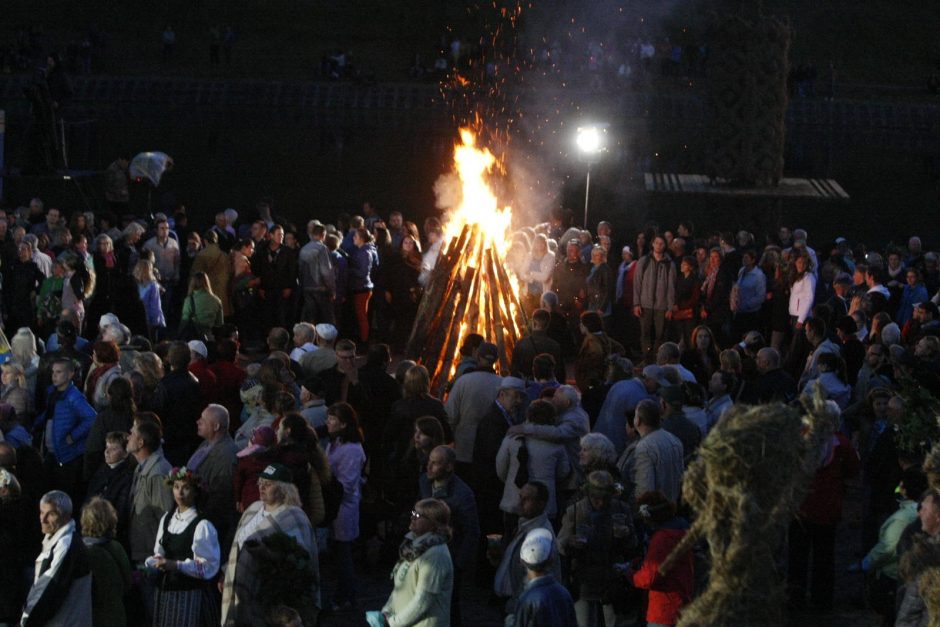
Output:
[145,467,221,626]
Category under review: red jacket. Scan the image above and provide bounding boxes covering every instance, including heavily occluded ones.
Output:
[798,432,860,525]
[632,520,694,625]
[188,360,219,404]
[234,449,274,510]
[210,359,246,428]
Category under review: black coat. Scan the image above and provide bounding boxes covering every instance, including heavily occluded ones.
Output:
[85,253,148,339]
[85,457,135,550]
[83,408,135,480]
[0,497,33,622]
[510,331,565,382]
[153,370,203,465]
[752,368,798,404]
[251,241,298,292]
[4,258,43,327]
[384,395,452,464]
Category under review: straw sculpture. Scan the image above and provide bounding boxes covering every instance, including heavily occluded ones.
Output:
[658,389,832,626]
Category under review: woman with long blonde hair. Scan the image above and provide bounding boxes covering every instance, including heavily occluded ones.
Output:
[178,271,223,341]
[10,327,40,398]
[134,259,166,341]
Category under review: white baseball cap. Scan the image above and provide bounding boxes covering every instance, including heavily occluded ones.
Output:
[187,340,208,359]
[519,528,555,566]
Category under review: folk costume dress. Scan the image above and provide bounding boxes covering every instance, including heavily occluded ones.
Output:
[146,507,221,627]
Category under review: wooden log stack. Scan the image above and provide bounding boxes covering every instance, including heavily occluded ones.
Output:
[405,223,527,395]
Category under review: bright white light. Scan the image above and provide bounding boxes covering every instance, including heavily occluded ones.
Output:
[576,126,604,154]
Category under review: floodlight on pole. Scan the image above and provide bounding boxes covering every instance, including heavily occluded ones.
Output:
[575,124,607,228]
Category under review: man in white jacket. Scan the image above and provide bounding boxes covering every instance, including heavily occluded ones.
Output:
[21,491,92,627]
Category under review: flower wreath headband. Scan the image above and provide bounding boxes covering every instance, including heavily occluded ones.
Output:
[165,466,205,490]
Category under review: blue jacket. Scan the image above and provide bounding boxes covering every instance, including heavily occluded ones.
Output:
[594,378,652,455]
[513,574,576,627]
[897,284,928,327]
[34,383,97,465]
[735,266,767,314]
[348,243,379,292]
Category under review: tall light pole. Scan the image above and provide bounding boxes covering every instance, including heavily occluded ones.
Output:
[576,125,607,228]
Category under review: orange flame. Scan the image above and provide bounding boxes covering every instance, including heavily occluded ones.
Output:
[442,128,513,255]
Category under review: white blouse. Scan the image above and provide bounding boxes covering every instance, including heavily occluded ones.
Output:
[146,508,220,580]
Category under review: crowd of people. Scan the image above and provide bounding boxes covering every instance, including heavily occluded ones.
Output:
[0,193,938,627]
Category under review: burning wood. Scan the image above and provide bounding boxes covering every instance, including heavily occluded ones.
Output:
[406,129,527,393]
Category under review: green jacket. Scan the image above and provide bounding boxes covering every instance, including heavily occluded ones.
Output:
[864,499,918,580]
[180,288,224,337]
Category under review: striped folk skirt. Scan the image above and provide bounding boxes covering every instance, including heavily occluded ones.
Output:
[153,585,220,627]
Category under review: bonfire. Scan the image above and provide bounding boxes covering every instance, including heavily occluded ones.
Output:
[406,128,527,393]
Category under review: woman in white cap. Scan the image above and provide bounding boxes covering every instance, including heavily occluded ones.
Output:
[221,462,319,627]
[369,497,454,627]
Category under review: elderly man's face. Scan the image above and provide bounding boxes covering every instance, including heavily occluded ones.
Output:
[426,449,451,481]
[39,501,65,536]
[196,409,219,441]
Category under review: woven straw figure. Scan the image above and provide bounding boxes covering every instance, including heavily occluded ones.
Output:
[659,392,831,626]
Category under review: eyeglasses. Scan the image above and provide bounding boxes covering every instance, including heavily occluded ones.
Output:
[411,510,423,519]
